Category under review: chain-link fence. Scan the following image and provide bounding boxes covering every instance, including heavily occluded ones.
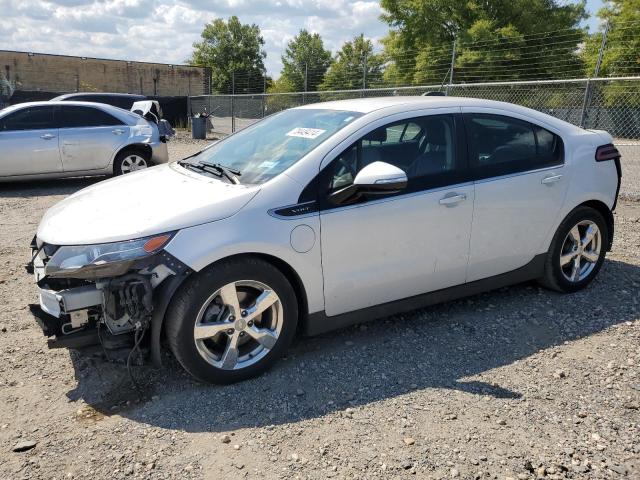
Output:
[190,76,640,199]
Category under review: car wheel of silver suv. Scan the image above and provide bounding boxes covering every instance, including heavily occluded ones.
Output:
[113,149,150,176]
[165,257,298,384]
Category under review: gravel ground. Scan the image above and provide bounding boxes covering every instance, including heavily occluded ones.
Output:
[616,143,640,201]
[0,139,638,480]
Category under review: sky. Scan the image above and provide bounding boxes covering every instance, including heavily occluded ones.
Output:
[0,0,607,77]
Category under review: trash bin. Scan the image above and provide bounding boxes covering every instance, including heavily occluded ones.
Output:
[191,117,207,139]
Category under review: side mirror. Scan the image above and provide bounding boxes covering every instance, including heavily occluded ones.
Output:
[330,161,408,205]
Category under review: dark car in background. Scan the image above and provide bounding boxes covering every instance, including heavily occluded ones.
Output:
[51,92,147,110]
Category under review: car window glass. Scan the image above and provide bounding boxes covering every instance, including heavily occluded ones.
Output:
[534,125,562,162]
[402,122,421,141]
[467,115,535,166]
[57,106,123,128]
[327,114,458,195]
[0,106,56,131]
[464,114,563,178]
[193,108,362,185]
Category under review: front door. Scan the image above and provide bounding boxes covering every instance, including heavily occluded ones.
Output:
[319,113,474,316]
[0,105,62,176]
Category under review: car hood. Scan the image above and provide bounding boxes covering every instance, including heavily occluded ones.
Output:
[37,163,260,245]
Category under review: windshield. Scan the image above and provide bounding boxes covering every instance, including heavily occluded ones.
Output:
[183,108,362,184]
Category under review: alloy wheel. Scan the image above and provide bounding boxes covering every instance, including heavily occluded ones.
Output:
[120,154,148,173]
[559,220,602,283]
[193,280,283,370]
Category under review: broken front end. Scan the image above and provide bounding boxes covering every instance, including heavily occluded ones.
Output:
[27,233,191,365]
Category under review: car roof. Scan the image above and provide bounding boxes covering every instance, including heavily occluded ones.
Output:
[2,100,130,110]
[295,96,581,132]
[0,101,142,124]
[53,92,146,99]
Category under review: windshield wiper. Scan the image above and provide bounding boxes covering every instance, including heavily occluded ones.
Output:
[199,161,241,184]
[177,160,241,184]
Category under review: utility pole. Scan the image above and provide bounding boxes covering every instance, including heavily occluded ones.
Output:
[580,22,609,127]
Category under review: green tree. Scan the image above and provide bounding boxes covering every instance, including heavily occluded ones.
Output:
[583,0,640,77]
[320,35,385,91]
[380,0,587,84]
[280,30,332,92]
[190,16,266,94]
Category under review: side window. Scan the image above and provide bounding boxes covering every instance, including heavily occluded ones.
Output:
[534,125,563,164]
[0,106,56,131]
[465,114,563,178]
[325,114,460,199]
[57,106,124,128]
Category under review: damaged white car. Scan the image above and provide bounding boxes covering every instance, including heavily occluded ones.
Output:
[29,97,621,384]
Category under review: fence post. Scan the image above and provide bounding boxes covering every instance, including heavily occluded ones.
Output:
[362,53,368,97]
[580,22,609,127]
[262,70,266,118]
[444,38,456,96]
[231,71,235,133]
[303,63,308,104]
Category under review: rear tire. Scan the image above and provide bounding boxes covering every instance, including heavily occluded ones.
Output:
[113,149,150,176]
[539,206,608,293]
[165,257,298,384]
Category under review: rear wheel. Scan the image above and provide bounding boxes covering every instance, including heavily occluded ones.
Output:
[165,257,298,384]
[113,149,150,175]
[540,206,608,292]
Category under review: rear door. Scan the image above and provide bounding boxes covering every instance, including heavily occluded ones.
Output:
[56,105,129,171]
[0,105,62,176]
[462,109,568,281]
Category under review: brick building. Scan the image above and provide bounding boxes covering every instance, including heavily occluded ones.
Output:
[0,50,210,97]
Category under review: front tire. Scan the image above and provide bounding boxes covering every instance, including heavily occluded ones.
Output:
[539,206,608,293]
[165,257,298,384]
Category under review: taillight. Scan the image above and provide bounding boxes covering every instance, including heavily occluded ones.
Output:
[595,144,620,162]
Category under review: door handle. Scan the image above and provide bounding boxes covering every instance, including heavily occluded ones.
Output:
[112,129,126,135]
[40,133,55,140]
[439,193,467,207]
[541,174,563,185]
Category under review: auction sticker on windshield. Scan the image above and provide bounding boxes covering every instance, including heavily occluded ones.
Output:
[286,127,326,139]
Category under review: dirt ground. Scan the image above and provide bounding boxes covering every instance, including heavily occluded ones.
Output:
[0,140,638,480]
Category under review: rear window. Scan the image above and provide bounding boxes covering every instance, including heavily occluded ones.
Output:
[57,106,123,128]
[464,113,563,179]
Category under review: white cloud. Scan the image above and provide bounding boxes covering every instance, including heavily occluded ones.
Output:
[0,0,386,76]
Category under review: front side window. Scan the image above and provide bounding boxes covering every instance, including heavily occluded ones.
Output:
[464,113,563,178]
[0,106,56,131]
[184,108,362,185]
[57,106,123,128]
[326,114,459,196]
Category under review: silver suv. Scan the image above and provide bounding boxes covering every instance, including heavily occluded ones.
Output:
[0,101,168,181]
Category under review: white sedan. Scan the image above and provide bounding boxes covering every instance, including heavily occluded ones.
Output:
[29,96,621,384]
[0,101,169,181]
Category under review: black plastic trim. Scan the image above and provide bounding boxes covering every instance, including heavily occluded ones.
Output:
[150,266,193,368]
[612,156,622,212]
[302,253,547,336]
[272,201,319,218]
